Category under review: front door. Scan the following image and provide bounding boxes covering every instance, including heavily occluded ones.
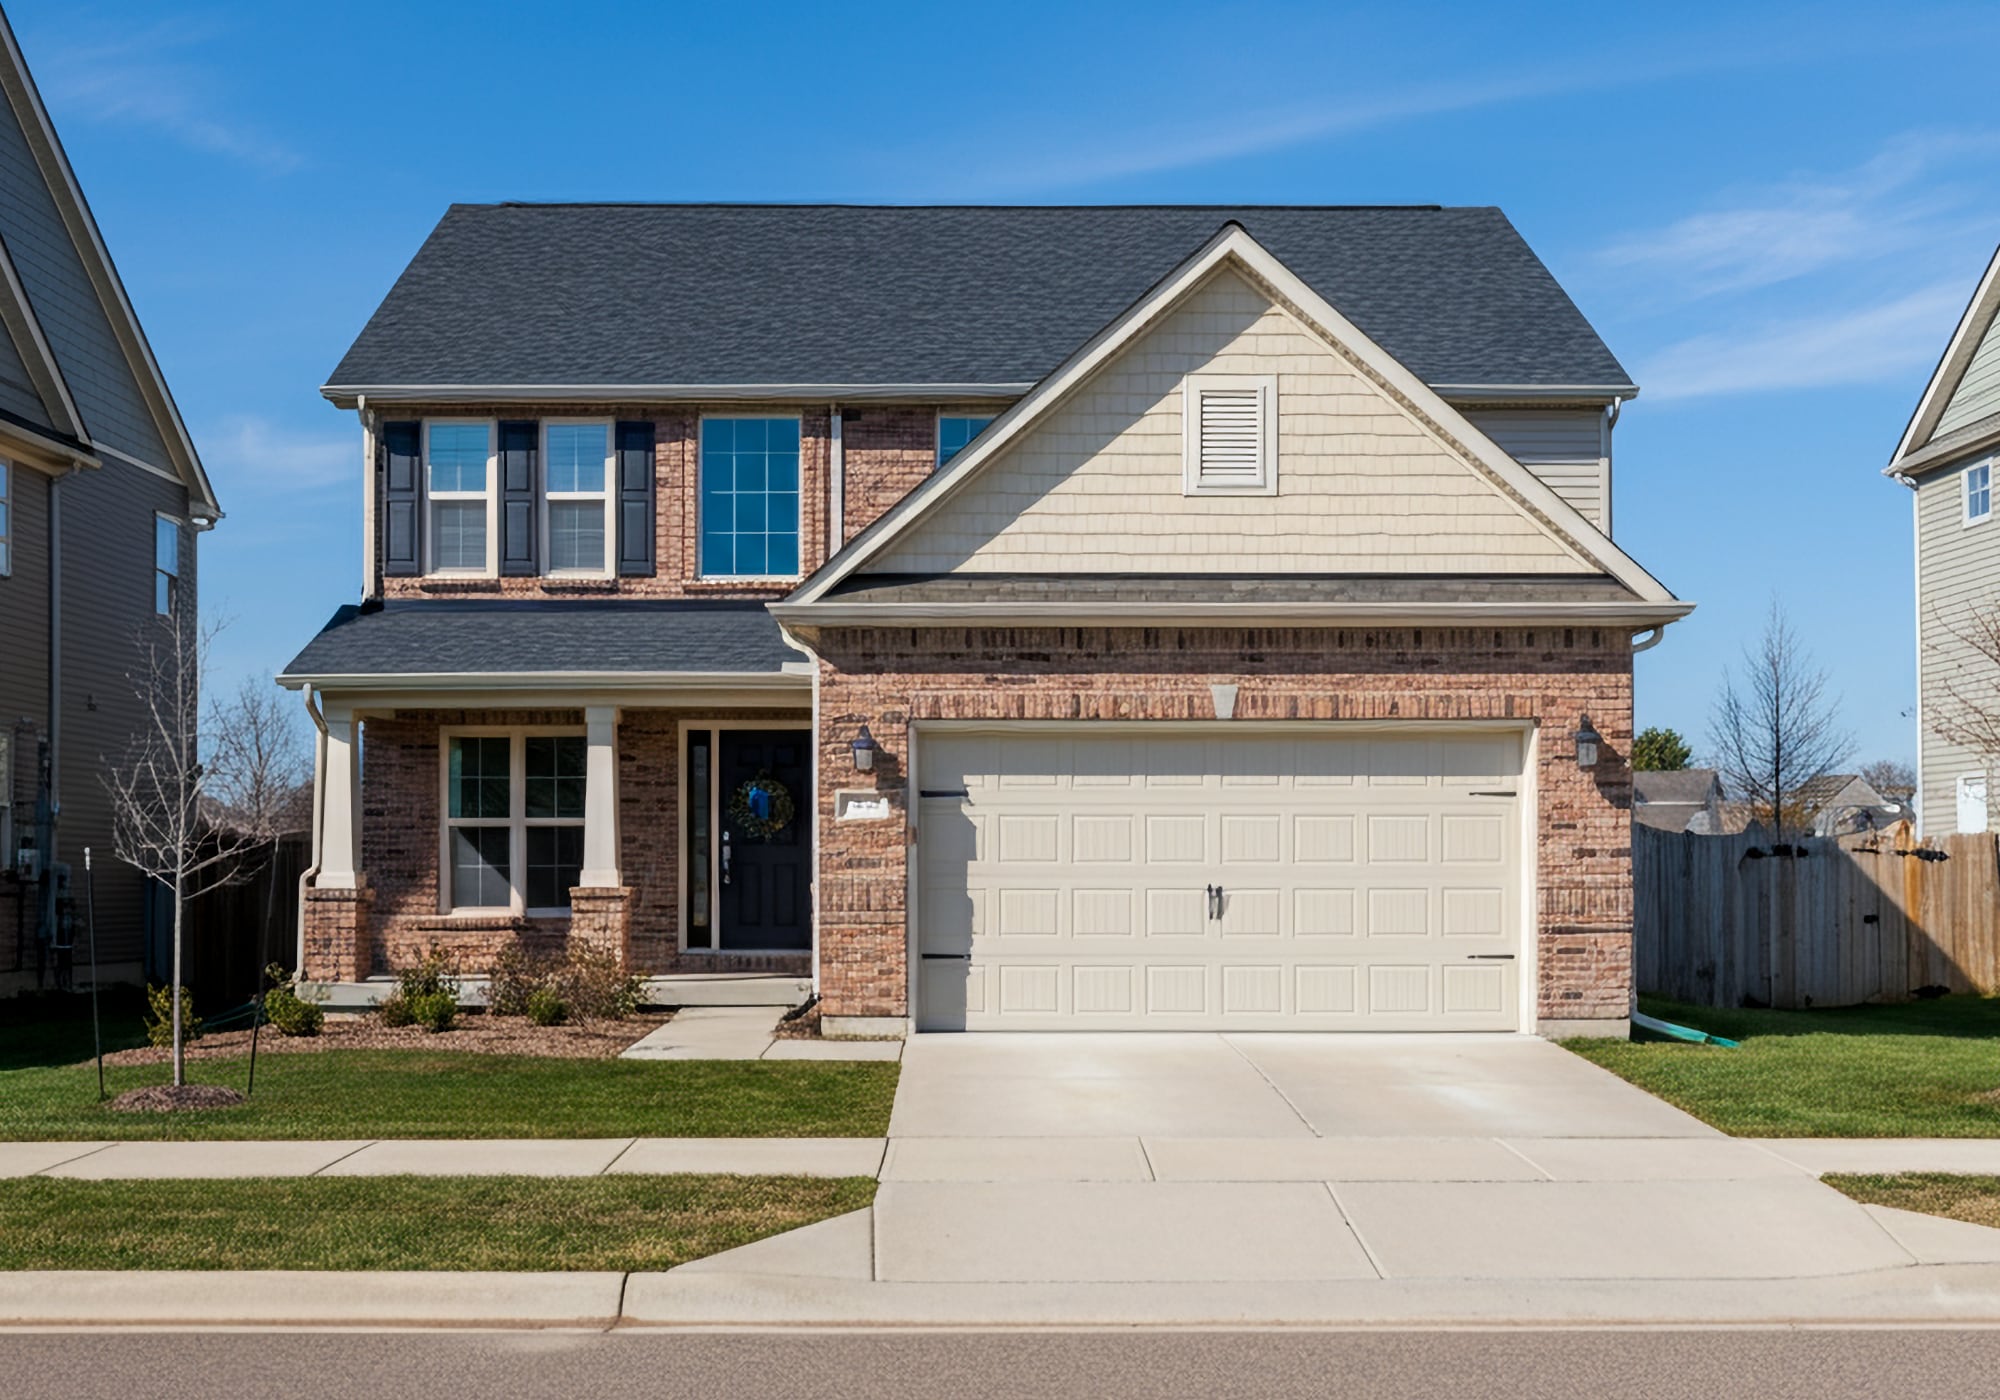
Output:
[717,728,812,951]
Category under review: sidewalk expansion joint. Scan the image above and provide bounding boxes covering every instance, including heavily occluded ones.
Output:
[308,1141,379,1177]
[599,1139,642,1176]
[1324,1180,1387,1280]
[1493,1138,1554,1181]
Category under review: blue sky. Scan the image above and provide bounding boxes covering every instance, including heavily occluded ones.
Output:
[15,0,2000,769]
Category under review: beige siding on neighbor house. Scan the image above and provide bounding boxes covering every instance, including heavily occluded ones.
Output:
[1464,408,1609,531]
[1916,453,2000,834]
[1936,309,2000,438]
[870,270,1595,577]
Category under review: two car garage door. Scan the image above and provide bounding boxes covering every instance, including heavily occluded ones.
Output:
[915,728,1525,1031]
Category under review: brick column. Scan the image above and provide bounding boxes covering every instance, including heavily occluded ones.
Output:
[569,887,634,965]
[301,883,374,982]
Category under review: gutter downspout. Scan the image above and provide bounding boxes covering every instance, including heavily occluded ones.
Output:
[1893,470,1924,836]
[42,466,66,961]
[297,682,327,975]
[827,406,843,557]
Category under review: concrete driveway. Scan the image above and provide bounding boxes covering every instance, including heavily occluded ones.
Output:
[865,1032,1922,1285]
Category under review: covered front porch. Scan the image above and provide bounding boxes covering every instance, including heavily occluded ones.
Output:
[279,600,821,999]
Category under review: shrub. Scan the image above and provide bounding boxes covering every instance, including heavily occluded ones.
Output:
[260,964,324,1037]
[551,944,644,1025]
[409,988,459,1033]
[525,985,569,1027]
[485,943,541,1018]
[394,946,459,1003]
[376,992,415,1028]
[143,984,202,1049]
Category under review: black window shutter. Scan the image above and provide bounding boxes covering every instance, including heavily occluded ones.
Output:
[499,420,538,576]
[381,421,421,576]
[615,420,656,576]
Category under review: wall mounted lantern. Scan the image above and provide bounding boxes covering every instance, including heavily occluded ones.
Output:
[1573,715,1602,770]
[850,723,877,772]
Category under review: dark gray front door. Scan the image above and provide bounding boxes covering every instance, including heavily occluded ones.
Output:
[718,729,812,951]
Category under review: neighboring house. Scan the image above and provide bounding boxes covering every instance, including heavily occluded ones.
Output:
[1888,244,2000,835]
[1632,768,1724,833]
[280,205,1690,1037]
[0,10,220,995]
[1795,773,1911,837]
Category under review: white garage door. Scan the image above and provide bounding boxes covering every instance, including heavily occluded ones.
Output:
[915,728,1523,1031]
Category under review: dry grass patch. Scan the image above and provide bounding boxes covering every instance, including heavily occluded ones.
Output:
[1824,1173,2000,1231]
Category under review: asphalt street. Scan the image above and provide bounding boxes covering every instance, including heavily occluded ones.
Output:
[3,1327,1991,1399]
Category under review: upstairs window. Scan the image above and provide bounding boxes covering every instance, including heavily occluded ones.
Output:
[543,422,613,574]
[1181,373,1277,496]
[700,417,801,578]
[937,416,993,467]
[0,461,10,576]
[1967,461,1993,526]
[426,421,494,572]
[154,515,181,616]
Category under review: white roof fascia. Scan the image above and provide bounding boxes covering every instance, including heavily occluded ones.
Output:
[320,382,1034,409]
[1890,241,2000,471]
[0,231,86,442]
[0,10,219,518]
[794,223,1680,608]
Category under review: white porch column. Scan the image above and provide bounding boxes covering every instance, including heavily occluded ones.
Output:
[317,703,361,889]
[578,705,622,887]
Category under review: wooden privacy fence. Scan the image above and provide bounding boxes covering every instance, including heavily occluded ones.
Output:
[1634,821,2000,1009]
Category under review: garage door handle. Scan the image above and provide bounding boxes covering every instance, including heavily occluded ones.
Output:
[1465,954,1515,961]
[921,953,971,961]
[1206,884,1223,921]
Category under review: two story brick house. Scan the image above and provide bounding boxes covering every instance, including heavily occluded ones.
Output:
[281,205,1690,1037]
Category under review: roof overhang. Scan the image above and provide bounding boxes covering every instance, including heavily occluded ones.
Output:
[1889,240,2000,472]
[1433,383,1638,405]
[320,383,1035,410]
[276,669,812,707]
[1884,408,2000,483]
[0,411,98,472]
[772,600,1694,629]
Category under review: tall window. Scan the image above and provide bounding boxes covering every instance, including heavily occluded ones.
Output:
[154,515,181,616]
[544,422,612,573]
[0,461,10,576]
[427,422,492,572]
[937,416,993,467]
[700,417,801,578]
[443,732,587,913]
[1967,461,1993,525]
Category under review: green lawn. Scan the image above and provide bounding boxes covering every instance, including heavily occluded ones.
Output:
[0,995,899,1141]
[1824,1174,2000,1231]
[0,1174,876,1270]
[1567,996,2000,1138]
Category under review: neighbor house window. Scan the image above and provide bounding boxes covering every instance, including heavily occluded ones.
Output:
[543,421,613,574]
[426,421,493,573]
[937,416,993,467]
[1967,462,1993,525]
[700,417,800,578]
[0,461,11,576]
[1181,373,1277,496]
[1961,772,1990,833]
[443,731,587,913]
[154,515,181,616]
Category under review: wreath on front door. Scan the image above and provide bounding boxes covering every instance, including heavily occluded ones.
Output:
[728,770,797,841]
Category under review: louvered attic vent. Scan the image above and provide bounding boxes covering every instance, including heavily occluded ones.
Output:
[1182,373,1277,495]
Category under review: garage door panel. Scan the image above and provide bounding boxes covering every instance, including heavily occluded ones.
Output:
[916,728,1522,1031]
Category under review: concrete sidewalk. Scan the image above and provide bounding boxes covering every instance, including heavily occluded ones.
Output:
[620,1007,902,1061]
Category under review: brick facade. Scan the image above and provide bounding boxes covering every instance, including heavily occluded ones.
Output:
[808,624,1636,1027]
[300,704,811,981]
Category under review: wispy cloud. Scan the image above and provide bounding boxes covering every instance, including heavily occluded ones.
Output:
[201,416,352,492]
[28,18,300,173]
[1637,281,1968,400]
[1598,132,2000,298]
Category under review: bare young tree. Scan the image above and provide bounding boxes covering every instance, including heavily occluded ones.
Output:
[105,612,305,1088]
[1708,601,1855,840]
[1859,758,1918,803]
[1925,599,2000,772]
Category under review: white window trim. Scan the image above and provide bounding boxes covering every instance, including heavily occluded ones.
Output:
[153,511,183,618]
[422,418,498,577]
[1181,372,1278,497]
[0,459,10,577]
[438,726,588,917]
[697,412,805,582]
[540,418,616,579]
[1964,459,1993,527]
[935,413,994,471]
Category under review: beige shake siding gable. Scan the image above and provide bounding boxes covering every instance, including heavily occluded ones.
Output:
[869,269,1599,578]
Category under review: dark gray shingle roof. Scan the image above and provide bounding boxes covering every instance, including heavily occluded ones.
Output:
[327,205,1631,393]
[279,599,795,680]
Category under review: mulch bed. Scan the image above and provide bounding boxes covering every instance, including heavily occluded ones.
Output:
[109,1084,247,1113]
[96,1011,675,1067]
[770,1005,820,1040]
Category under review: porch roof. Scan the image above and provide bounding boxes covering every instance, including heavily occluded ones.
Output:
[277,598,799,688]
